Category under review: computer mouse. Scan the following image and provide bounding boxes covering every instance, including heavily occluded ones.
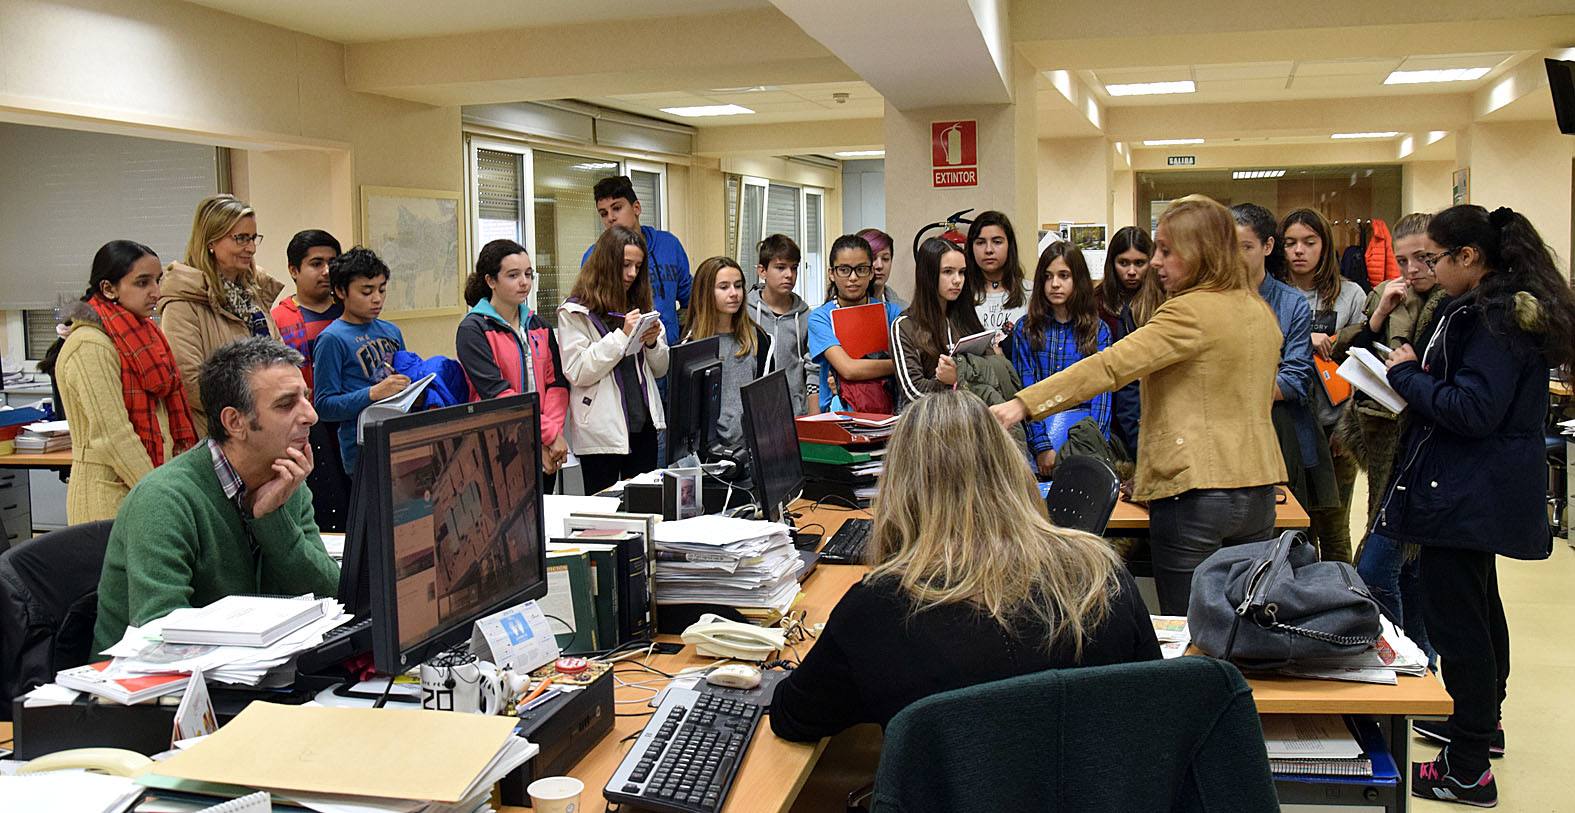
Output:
[705,664,762,690]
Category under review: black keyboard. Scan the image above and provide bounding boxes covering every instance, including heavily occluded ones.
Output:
[295,616,372,675]
[819,518,871,564]
[604,687,761,813]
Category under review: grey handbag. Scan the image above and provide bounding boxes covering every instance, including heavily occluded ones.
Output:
[1187,531,1382,669]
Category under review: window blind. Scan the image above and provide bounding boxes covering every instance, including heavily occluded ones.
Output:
[0,122,219,309]
[630,169,661,229]
[765,183,801,244]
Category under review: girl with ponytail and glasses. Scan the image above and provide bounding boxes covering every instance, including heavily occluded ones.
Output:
[56,241,199,522]
[1373,206,1575,806]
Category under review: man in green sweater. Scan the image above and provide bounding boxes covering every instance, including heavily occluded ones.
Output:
[94,337,340,652]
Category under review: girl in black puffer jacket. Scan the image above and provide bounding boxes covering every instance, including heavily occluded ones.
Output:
[1375,205,1575,806]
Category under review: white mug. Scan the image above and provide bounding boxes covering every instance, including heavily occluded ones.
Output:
[419,652,503,715]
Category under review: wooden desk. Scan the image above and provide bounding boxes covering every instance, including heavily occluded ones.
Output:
[1551,379,1572,399]
[1107,486,1310,531]
[0,451,71,470]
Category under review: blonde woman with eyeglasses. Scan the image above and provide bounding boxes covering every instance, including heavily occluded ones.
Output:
[771,389,1160,742]
[160,194,284,435]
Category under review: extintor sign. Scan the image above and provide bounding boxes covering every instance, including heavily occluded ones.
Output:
[931,120,978,188]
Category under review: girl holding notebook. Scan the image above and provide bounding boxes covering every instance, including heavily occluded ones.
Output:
[807,234,903,413]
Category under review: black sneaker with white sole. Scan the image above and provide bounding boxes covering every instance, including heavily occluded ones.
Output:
[1413,719,1505,758]
[1412,750,1497,807]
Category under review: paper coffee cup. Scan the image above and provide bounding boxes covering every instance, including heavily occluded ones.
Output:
[527,776,584,813]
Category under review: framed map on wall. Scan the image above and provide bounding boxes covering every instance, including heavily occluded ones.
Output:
[360,186,465,317]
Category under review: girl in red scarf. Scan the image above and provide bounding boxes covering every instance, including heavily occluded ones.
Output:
[56,241,198,523]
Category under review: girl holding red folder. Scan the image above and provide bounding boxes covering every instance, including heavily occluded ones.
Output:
[807,234,903,413]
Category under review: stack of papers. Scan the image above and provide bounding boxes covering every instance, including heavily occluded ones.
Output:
[162,594,329,647]
[0,771,143,813]
[15,419,70,452]
[99,597,352,687]
[1150,615,1191,660]
[142,703,537,813]
[1262,715,1372,777]
[1557,417,1575,439]
[651,515,803,613]
[1336,347,1406,413]
[1277,617,1429,685]
[54,660,189,704]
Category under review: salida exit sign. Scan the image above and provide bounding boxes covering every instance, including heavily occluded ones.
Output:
[931,120,978,188]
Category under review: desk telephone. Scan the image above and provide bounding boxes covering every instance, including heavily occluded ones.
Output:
[680,614,786,661]
[19,747,153,777]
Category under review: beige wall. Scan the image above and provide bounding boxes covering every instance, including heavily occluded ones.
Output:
[0,0,464,356]
[1039,136,1112,228]
[1401,161,1454,216]
[1457,122,1575,269]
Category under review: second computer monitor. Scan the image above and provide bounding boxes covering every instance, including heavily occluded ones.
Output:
[363,393,548,674]
[741,369,804,523]
[665,336,721,464]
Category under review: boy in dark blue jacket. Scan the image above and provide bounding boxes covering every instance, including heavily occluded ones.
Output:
[312,248,409,475]
[580,175,691,346]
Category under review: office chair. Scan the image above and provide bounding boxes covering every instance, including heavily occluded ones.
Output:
[0,520,113,719]
[865,658,1278,812]
[1043,455,1122,535]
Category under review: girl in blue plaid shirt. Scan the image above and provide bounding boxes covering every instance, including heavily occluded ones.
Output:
[1011,243,1112,478]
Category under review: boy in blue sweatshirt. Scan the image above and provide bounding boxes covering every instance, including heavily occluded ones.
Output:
[580,175,691,346]
[311,247,409,474]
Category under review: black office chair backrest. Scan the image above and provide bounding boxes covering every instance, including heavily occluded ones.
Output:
[0,520,113,719]
[869,657,1278,812]
[1043,455,1121,535]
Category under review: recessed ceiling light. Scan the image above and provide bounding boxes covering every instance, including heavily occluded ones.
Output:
[834,150,885,158]
[1330,132,1401,139]
[1383,68,1491,85]
[1105,80,1196,97]
[1143,138,1204,146]
[1233,170,1286,179]
[659,104,755,118]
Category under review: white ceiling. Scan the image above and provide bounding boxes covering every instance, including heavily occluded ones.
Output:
[181,0,769,42]
[1085,51,1524,106]
[588,81,884,127]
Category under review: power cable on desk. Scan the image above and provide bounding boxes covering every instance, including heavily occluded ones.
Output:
[810,494,866,512]
[614,661,677,679]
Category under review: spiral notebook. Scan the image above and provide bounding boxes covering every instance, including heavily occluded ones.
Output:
[197,791,272,812]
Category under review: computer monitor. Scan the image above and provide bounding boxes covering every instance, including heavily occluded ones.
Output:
[665,336,722,464]
[361,393,548,674]
[741,369,804,523]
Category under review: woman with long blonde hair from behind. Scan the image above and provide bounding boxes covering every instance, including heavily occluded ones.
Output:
[771,390,1161,742]
[993,195,1287,614]
[160,194,284,434]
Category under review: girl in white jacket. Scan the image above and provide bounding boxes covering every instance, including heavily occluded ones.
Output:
[557,226,670,493]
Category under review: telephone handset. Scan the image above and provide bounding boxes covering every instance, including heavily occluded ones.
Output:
[19,747,153,777]
[680,613,787,661]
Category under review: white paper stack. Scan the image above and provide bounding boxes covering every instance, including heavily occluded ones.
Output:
[14,419,70,452]
[1277,617,1429,684]
[0,771,142,813]
[101,597,353,687]
[651,515,803,613]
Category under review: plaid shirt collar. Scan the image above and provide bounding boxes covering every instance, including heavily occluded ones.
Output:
[207,438,248,508]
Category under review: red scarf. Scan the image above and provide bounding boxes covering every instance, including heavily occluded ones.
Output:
[88,296,198,465]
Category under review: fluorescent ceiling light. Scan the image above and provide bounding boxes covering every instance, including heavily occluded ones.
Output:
[1233,170,1286,180]
[1330,132,1400,139]
[1143,138,1204,146]
[659,104,754,118]
[834,150,885,158]
[1105,80,1195,97]
[1383,67,1490,85]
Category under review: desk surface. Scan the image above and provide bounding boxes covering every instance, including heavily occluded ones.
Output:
[1552,379,1571,398]
[0,450,72,468]
[1107,486,1309,531]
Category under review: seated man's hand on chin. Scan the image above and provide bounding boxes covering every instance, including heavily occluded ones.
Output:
[250,442,314,519]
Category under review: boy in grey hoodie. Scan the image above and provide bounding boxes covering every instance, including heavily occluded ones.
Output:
[747,234,817,415]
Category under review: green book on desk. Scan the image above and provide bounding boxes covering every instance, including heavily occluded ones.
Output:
[547,540,620,653]
[543,549,598,653]
[799,442,873,465]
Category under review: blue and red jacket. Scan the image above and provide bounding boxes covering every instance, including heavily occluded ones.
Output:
[271,297,342,389]
[455,299,570,446]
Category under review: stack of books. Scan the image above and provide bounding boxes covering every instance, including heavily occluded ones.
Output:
[14,419,70,453]
[1263,715,1371,777]
[95,596,352,688]
[54,660,189,705]
[650,515,802,616]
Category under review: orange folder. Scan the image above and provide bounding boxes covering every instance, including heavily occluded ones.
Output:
[830,303,890,359]
[1315,356,1353,405]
